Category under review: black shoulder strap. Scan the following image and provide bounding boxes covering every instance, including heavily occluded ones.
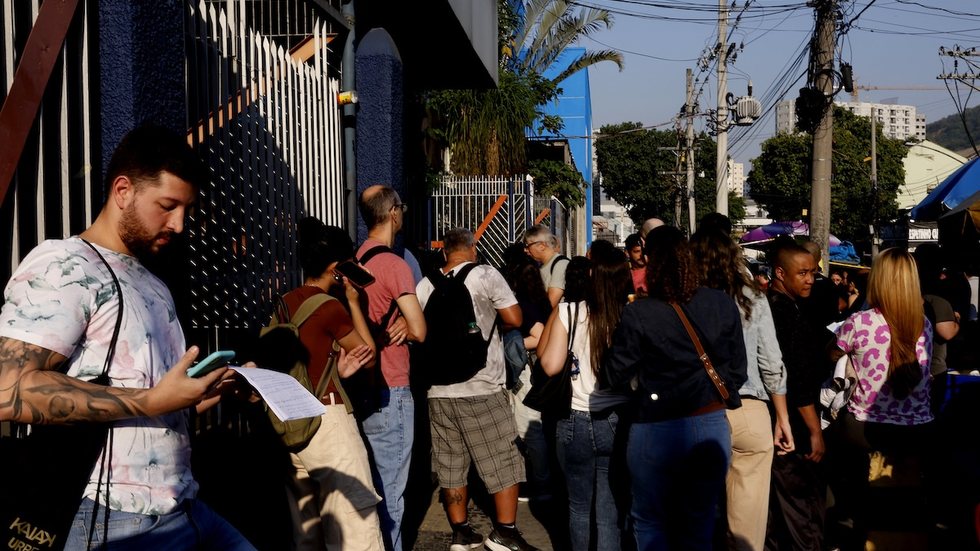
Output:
[550,254,569,275]
[446,262,498,343]
[567,301,579,352]
[358,245,394,265]
[79,238,125,544]
[356,245,401,328]
[80,239,124,380]
[454,262,480,283]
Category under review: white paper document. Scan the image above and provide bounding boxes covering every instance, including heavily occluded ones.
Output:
[229,366,326,421]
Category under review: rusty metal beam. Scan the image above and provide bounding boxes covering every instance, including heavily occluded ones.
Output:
[0,0,80,210]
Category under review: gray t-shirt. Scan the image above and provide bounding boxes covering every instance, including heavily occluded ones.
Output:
[924,294,955,375]
[417,262,518,398]
[540,253,568,293]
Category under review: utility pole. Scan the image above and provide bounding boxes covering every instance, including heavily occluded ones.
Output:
[870,112,878,256]
[686,68,697,234]
[715,0,729,216]
[938,46,980,93]
[808,0,836,275]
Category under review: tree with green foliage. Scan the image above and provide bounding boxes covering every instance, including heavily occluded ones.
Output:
[747,106,906,246]
[926,103,980,154]
[528,158,586,206]
[595,122,744,230]
[426,0,623,177]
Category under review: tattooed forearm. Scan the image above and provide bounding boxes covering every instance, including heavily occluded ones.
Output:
[0,337,153,424]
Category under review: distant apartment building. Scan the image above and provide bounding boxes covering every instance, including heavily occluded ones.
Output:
[727,159,745,196]
[595,184,632,247]
[775,99,927,141]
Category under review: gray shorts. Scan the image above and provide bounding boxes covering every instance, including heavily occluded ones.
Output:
[428,390,525,494]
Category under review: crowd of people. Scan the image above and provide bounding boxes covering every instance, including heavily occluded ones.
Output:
[0,125,977,551]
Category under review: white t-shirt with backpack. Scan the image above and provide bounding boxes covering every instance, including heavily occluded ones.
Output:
[417,262,518,399]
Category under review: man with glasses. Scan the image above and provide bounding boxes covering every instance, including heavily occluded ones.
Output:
[523,225,568,308]
[355,185,427,551]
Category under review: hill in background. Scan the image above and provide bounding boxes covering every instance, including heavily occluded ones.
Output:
[927,105,980,158]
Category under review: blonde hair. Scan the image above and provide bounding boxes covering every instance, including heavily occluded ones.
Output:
[866,248,924,375]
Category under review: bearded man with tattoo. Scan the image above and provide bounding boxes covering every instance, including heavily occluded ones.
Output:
[0,125,255,550]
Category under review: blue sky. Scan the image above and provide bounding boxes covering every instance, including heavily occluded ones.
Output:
[578,0,980,169]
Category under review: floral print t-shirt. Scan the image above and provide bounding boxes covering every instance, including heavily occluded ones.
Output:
[835,308,933,425]
[0,238,196,515]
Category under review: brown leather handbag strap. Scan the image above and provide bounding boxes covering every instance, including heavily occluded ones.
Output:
[669,302,730,401]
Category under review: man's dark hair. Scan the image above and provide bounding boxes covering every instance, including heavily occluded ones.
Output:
[297,217,354,278]
[563,256,591,303]
[442,228,475,254]
[770,236,812,272]
[698,212,732,235]
[103,124,206,196]
[358,186,400,229]
[625,233,643,250]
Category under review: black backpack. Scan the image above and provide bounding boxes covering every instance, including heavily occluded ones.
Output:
[418,263,496,387]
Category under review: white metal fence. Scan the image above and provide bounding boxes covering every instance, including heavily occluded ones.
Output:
[185,0,345,329]
[0,0,101,288]
[429,175,534,267]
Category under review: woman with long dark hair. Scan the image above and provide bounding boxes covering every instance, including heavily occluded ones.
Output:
[605,226,747,550]
[538,244,632,551]
[691,229,794,551]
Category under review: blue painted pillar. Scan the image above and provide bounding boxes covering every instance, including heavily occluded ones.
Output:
[355,28,404,244]
[99,1,186,177]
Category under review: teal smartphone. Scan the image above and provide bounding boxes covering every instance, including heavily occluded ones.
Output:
[186,350,235,378]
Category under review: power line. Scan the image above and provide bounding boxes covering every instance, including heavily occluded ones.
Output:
[581,34,698,62]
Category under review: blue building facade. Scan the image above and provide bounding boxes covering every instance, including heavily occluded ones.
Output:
[534,47,595,244]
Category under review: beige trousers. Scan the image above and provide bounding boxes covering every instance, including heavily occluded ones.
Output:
[726,399,775,551]
[287,404,384,551]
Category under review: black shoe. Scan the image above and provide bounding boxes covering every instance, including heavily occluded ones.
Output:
[450,523,484,551]
[484,528,540,551]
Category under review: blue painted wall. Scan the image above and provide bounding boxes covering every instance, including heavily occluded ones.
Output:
[99,1,186,176]
[535,47,594,245]
[354,28,405,245]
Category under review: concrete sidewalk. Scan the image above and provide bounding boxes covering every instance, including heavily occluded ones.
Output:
[411,491,564,550]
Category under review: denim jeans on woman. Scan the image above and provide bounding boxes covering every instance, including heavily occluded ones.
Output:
[627,409,731,551]
[361,385,414,551]
[66,497,255,550]
[556,409,623,551]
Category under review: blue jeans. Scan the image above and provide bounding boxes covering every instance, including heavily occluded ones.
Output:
[66,498,255,550]
[361,385,414,551]
[628,409,731,551]
[556,409,622,551]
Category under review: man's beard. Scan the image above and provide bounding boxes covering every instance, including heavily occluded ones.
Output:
[119,203,173,260]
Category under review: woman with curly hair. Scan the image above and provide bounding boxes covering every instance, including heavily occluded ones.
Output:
[691,228,794,551]
[605,226,747,550]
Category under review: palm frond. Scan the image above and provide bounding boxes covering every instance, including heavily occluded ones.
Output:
[551,50,624,84]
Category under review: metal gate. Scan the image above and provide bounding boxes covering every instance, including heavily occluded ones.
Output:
[0,0,102,288]
[428,175,534,268]
[184,0,345,330]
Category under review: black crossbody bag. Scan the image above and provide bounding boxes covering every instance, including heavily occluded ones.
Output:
[523,302,580,417]
[0,239,123,550]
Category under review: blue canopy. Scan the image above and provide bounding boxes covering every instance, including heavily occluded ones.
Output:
[910,156,980,221]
